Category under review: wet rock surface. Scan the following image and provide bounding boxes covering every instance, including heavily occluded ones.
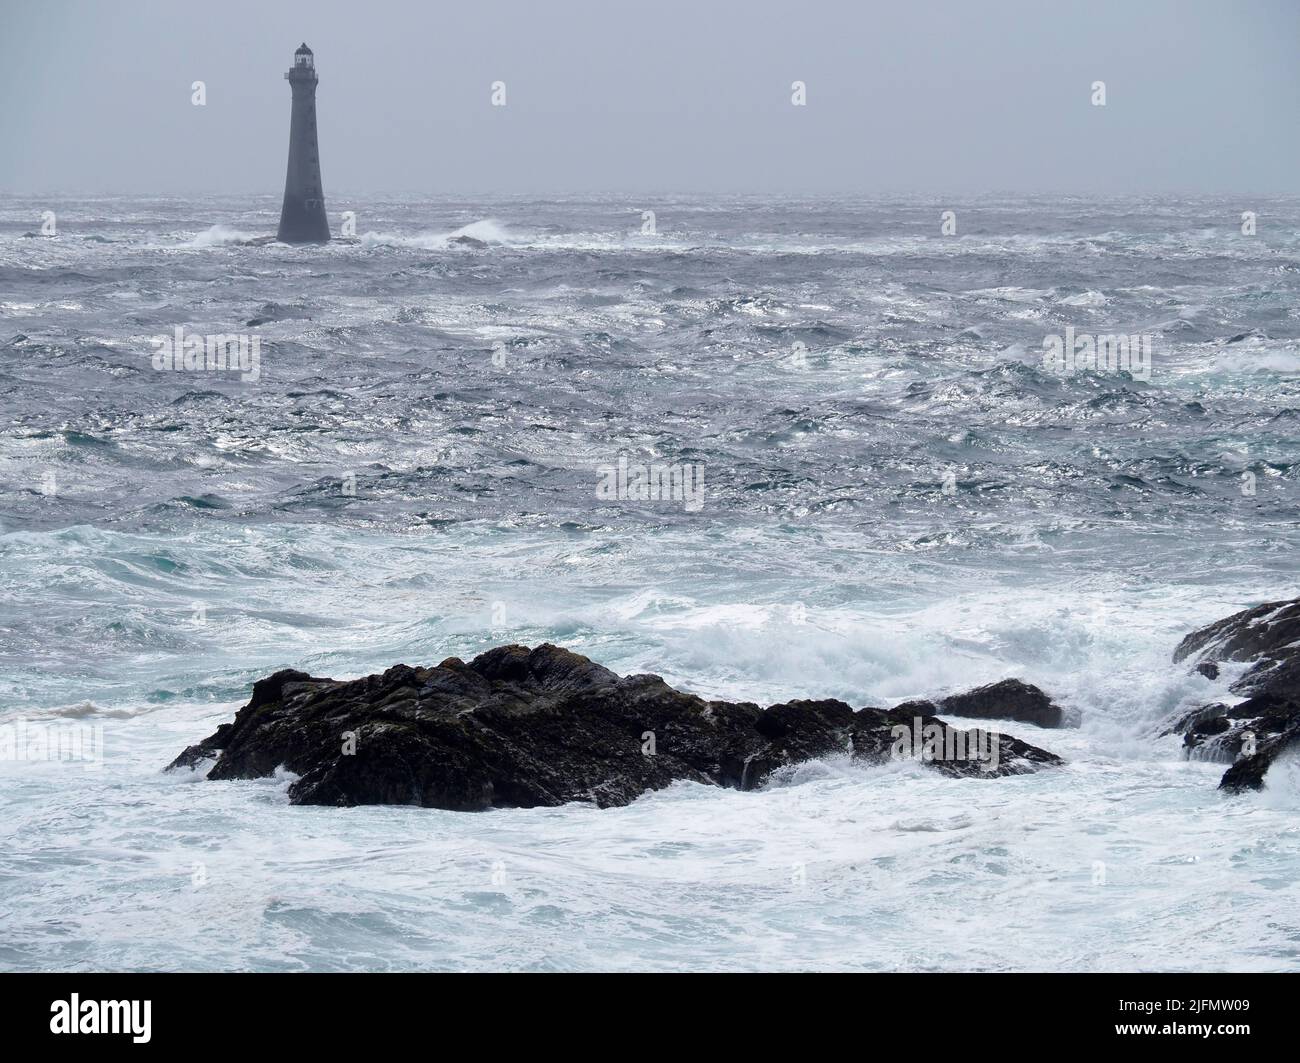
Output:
[938,678,1069,728]
[1171,596,1300,791]
[169,644,1064,809]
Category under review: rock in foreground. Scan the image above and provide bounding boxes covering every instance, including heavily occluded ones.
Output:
[169,645,1063,809]
[1171,596,1300,791]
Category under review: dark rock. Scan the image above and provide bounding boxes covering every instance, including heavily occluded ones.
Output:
[890,699,938,717]
[1160,702,1227,740]
[449,235,488,249]
[1186,714,1232,741]
[937,678,1068,728]
[1171,703,1227,731]
[1173,598,1300,678]
[1220,720,1300,793]
[168,644,1064,810]
[1169,596,1300,790]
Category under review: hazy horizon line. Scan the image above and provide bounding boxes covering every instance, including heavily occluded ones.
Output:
[5,188,1299,201]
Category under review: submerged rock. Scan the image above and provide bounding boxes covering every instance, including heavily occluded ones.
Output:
[1171,596,1300,791]
[168,644,1063,810]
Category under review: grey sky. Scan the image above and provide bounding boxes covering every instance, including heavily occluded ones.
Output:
[2,0,1297,195]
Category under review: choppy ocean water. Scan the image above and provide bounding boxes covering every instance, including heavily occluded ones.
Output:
[1,193,1298,971]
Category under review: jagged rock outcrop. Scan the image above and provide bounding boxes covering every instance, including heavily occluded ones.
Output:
[894,678,1069,729]
[1171,596,1300,791]
[168,644,1063,809]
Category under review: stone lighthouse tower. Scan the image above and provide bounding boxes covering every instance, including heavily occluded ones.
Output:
[277,43,330,243]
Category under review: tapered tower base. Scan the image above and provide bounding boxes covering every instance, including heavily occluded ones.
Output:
[277,43,330,244]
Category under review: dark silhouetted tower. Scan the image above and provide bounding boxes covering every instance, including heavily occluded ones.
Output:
[277,43,330,244]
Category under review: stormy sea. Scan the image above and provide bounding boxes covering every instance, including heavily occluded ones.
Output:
[1,193,1298,971]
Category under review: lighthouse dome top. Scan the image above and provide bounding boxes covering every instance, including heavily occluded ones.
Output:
[292,43,315,70]
[295,43,313,55]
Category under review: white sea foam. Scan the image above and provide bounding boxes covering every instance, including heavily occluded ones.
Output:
[359,219,514,249]
[1058,290,1109,307]
[3,192,1299,972]
[180,224,263,247]
[1,688,1294,972]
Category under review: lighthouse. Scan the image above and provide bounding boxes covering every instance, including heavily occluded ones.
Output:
[277,43,330,244]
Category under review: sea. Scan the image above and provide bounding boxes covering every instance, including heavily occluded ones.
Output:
[1,192,1297,970]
